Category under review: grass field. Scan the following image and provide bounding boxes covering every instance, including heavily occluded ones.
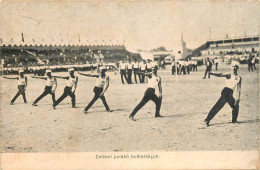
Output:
[0,64,259,152]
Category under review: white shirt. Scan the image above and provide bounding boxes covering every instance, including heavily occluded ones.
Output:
[133,63,139,69]
[66,76,77,88]
[225,73,241,90]
[140,63,147,70]
[147,63,152,69]
[120,63,126,70]
[18,76,26,85]
[95,76,106,88]
[148,75,160,89]
[126,63,133,70]
[46,77,56,86]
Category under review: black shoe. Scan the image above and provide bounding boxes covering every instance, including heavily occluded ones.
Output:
[155,114,163,118]
[204,120,209,127]
[52,105,56,109]
[232,120,239,124]
[24,101,27,104]
[106,109,113,112]
[10,102,13,105]
[32,103,37,106]
[72,106,77,108]
[129,115,136,121]
[202,77,206,79]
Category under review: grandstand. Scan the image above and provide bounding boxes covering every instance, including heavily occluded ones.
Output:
[192,35,259,57]
[0,43,141,68]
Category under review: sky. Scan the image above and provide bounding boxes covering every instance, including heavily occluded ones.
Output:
[0,0,259,53]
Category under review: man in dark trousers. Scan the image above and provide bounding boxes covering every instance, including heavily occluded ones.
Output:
[129,66,162,121]
[119,60,128,84]
[31,69,57,106]
[203,57,212,79]
[204,61,241,127]
[52,68,78,109]
[126,59,133,84]
[133,59,141,83]
[3,69,28,105]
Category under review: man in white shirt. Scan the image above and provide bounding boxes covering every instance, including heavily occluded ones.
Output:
[133,59,140,83]
[119,60,128,84]
[126,59,133,84]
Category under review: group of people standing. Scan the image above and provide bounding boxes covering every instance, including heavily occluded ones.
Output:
[119,59,155,84]
[171,59,198,75]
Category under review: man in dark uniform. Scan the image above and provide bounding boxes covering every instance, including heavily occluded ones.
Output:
[203,57,212,79]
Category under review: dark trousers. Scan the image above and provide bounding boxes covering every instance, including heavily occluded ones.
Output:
[140,71,145,83]
[215,63,218,71]
[120,70,128,84]
[134,68,141,83]
[180,66,186,75]
[33,86,55,104]
[171,66,175,75]
[205,87,239,123]
[186,66,190,74]
[203,67,211,78]
[11,85,27,103]
[194,65,197,71]
[253,63,256,70]
[53,86,75,107]
[248,63,254,71]
[130,88,162,117]
[127,70,132,84]
[84,87,110,111]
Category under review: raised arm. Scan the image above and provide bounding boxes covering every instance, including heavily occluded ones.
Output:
[100,76,109,96]
[78,72,99,78]
[158,76,162,99]
[2,76,19,80]
[31,75,47,80]
[72,76,78,93]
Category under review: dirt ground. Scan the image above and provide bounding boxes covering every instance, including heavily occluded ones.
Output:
[0,64,259,152]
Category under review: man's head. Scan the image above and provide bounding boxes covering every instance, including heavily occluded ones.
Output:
[178,51,181,54]
[19,69,24,77]
[231,61,239,73]
[46,69,52,77]
[152,66,158,74]
[68,68,74,76]
[100,66,107,77]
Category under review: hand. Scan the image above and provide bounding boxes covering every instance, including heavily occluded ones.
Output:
[158,93,162,100]
[72,90,75,94]
[234,99,240,105]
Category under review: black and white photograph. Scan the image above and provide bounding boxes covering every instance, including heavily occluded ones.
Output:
[0,0,259,169]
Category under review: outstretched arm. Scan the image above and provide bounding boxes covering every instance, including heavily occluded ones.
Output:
[158,76,162,99]
[210,72,230,78]
[31,75,47,80]
[78,72,99,78]
[72,76,78,93]
[54,76,69,79]
[2,76,19,80]
[100,76,109,96]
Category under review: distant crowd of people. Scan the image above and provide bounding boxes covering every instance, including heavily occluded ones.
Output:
[171,59,198,75]
[119,59,157,84]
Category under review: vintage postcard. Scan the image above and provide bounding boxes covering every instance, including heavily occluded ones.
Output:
[0,0,259,169]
